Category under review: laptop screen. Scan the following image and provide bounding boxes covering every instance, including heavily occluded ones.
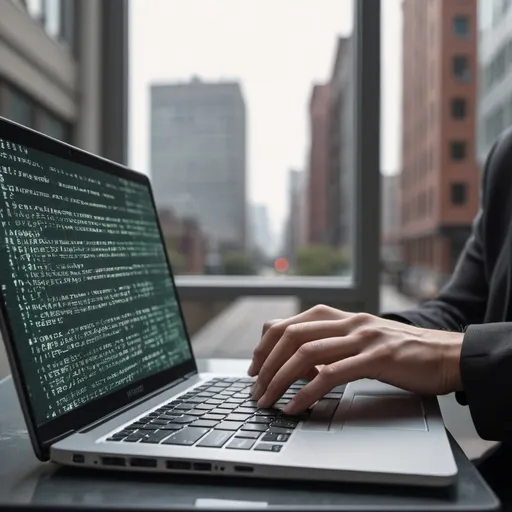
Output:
[0,133,193,426]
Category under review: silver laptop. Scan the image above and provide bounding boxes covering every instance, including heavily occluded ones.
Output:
[0,117,457,487]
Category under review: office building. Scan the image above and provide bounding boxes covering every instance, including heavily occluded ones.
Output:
[150,78,247,251]
[381,173,401,266]
[249,203,273,257]
[327,37,354,253]
[307,84,330,245]
[400,0,479,298]
[477,0,512,165]
[283,169,304,267]
[0,0,128,164]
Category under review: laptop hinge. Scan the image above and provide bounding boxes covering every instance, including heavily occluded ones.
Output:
[46,430,76,447]
[79,376,188,433]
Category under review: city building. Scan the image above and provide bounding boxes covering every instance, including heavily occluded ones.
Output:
[477,0,512,165]
[150,78,247,252]
[249,203,273,257]
[158,209,207,275]
[0,0,128,164]
[400,0,479,299]
[283,169,304,268]
[326,37,354,255]
[307,84,330,245]
[381,173,401,268]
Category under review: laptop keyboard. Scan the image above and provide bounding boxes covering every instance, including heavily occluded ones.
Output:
[105,377,344,453]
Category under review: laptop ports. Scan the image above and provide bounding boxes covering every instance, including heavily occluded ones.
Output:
[193,462,212,472]
[130,458,157,468]
[166,460,191,470]
[101,456,126,467]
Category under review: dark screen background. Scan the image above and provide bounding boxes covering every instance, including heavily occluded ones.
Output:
[0,137,192,424]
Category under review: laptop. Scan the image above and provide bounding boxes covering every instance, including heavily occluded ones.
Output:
[0,117,457,487]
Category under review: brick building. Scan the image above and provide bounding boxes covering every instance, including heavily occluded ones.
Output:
[307,84,330,245]
[400,0,479,298]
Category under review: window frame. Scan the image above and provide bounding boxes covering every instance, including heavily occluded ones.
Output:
[451,182,468,206]
[450,140,468,161]
[173,0,382,314]
[452,15,470,38]
[451,98,467,120]
[452,55,471,82]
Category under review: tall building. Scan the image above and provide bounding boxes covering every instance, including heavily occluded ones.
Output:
[381,173,401,266]
[0,0,128,164]
[0,0,128,380]
[477,0,512,165]
[307,84,330,245]
[283,169,304,267]
[249,203,273,257]
[326,37,354,254]
[400,0,479,298]
[150,78,247,251]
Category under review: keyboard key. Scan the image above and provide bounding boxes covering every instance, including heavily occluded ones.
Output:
[238,378,255,384]
[171,415,197,424]
[150,419,170,425]
[141,430,173,444]
[206,399,225,405]
[215,421,244,431]
[197,430,233,448]
[268,427,294,435]
[255,409,277,416]
[161,424,183,431]
[218,403,239,410]
[188,411,206,417]
[272,420,298,429]
[226,413,252,422]
[124,433,145,442]
[226,438,255,450]
[186,397,205,404]
[236,407,258,414]
[202,413,227,421]
[207,387,225,393]
[107,436,124,442]
[262,433,290,443]
[254,443,283,453]
[234,393,250,399]
[226,398,245,404]
[180,403,198,410]
[192,419,220,428]
[241,423,268,432]
[214,382,231,388]
[331,384,347,394]
[163,427,209,446]
[324,392,343,400]
[160,415,178,421]
[211,408,231,415]
[195,404,216,411]
[243,400,259,407]
[236,431,261,440]
[197,392,215,398]
[247,416,273,424]
[137,424,160,430]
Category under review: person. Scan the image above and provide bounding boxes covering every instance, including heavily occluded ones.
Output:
[249,128,512,506]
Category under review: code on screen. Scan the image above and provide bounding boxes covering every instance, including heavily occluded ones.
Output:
[0,138,191,424]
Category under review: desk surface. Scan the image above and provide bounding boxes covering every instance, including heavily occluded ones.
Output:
[0,359,500,512]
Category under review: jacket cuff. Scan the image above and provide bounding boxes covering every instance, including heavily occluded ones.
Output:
[460,324,512,441]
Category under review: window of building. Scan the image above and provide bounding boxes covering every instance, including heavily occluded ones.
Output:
[451,98,467,119]
[452,55,470,81]
[39,109,70,142]
[450,140,467,161]
[451,182,467,205]
[4,86,34,128]
[453,15,470,37]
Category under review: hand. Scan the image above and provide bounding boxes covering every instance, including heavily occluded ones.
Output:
[248,305,463,415]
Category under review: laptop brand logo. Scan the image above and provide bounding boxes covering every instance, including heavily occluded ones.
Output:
[127,385,144,399]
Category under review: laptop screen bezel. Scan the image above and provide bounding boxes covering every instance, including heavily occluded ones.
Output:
[0,117,198,461]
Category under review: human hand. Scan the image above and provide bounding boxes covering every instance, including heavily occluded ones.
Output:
[248,305,463,415]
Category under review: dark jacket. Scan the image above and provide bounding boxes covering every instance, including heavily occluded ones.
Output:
[386,127,512,445]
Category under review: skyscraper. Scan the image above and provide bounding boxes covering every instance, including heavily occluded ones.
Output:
[477,0,512,165]
[150,78,247,251]
[400,0,479,298]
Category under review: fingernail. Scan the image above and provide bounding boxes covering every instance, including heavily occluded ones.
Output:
[252,383,262,400]
[257,395,269,409]
[283,399,297,415]
[247,363,255,376]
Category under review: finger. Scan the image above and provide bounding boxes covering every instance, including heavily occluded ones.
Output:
[258,336,360,408]
[250,306,354,377]
[253,320,347,400]
[247,319,283,375]
[283,354,374,415]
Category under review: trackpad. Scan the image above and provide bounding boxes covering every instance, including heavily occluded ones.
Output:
[345,394,427,431]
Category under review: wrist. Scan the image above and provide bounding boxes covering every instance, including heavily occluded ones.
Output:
[442,332,464,392]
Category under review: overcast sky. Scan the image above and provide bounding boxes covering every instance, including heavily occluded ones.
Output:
[129,0,402,235]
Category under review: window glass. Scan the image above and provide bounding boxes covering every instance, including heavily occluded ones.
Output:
[451,98,467,119]
[4,86,34,128]
[453,15,469,37]
[450,141,467,161]
[451,183,467,206]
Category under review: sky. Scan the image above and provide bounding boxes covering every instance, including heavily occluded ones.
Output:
[129,0,402,239]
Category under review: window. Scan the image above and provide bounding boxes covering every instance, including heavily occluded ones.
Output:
[39,109,70,142]
[451,98,467,119]
[451,183,467,205]
[453,15,469,37]
[450,141,467,161]
[4,86,34,128]
[452,55,470,81]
